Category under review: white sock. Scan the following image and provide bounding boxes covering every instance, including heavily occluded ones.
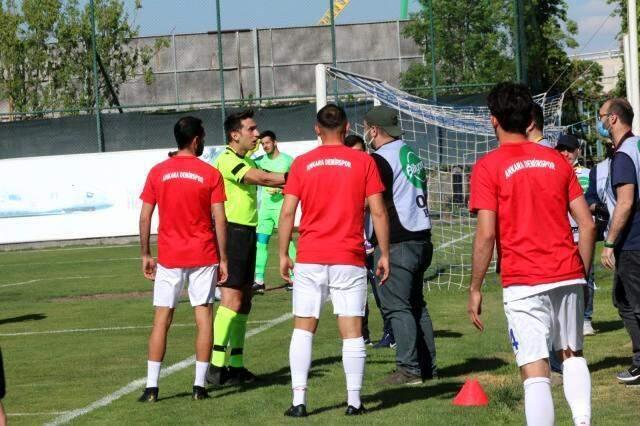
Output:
[290,328,313,406]
[194,361,209,387]
[562,357,591,425]
[342,337,366,409]
[146,360,161,388]
[523,377,554,426]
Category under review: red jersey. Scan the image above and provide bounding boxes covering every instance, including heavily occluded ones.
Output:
[284,144,384,266]
[140,155,226,268]
[469,141,585,286]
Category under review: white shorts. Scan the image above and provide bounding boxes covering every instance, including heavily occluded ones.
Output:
[504,284,584,367]
[292,263,367,318]
[153,264,218,308]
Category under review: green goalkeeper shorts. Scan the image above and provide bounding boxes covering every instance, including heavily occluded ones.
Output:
[256,208,281,236]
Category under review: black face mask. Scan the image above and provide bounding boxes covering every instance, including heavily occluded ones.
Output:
[605,144,615,159]
[195,139,205,157]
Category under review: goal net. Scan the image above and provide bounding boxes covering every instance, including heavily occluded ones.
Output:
[317,65,565,290]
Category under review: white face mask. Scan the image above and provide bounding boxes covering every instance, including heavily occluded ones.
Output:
[363,128,375,148]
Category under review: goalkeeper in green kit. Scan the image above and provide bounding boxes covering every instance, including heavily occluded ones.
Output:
[252,131,297,293]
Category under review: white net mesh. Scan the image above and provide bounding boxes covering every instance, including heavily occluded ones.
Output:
[325,66,565,290]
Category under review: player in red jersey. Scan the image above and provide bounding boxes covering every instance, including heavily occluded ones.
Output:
[138,116,228,402]
[278,104,390,417]
[468,84,595,426]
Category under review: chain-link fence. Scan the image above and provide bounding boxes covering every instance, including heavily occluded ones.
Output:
[0,0,496,159]
[0,0,431,159]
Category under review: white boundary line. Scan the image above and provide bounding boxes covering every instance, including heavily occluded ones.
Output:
[0,244,139,254]
[44,312,293,426]
[1,257,139,268]
[0,275,118,289]
[436,231,474,250]
[8,411,71,417]
[0,320,276,337]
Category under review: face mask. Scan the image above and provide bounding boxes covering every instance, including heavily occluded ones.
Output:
[363,129,375,148]
[597,117,611,138]
[195,138,204,157]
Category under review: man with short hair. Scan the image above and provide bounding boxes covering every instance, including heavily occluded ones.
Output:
[138,116,228,402]
[279,104,390,417]
[469,82,594,426]
[208,110,286,387]
[599,97,640,384]
[363,105,436,384]
[556,134,597,336]
[253,130,296,294]
[526,102,555,148]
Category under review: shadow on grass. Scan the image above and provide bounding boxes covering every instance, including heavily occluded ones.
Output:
[439,357,508,378]
[592,320,624,334]
[158,391,191,401]
[0,313,46,325]
[308,381,462,415]
[434,330,463,338]
[210,355,342,398]
[589,356,630,373]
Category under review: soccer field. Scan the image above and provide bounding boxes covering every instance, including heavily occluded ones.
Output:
[1,238,639,425]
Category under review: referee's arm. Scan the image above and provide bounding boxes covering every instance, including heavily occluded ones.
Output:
[242,168,286,187]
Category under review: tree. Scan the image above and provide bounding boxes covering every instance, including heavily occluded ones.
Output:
[606,0,637,97]
[401,0,513,97]
[401,0,586,96]
[0,0,163,116]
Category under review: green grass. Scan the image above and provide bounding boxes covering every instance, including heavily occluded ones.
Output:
[1,239,639,425]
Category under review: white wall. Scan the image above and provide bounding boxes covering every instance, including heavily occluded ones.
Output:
[0,140,316,244]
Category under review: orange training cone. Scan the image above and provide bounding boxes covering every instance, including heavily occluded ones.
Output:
[452,379,489,406]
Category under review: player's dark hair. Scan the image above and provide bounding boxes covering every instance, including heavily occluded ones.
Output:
[259,130,276,141]
[487,82,533,134]
[224,109,254,143]
[344,134,365,148]
[316,104,347,131]
[174,116,204,149]
[607,98,634,126]
[531,102,544,131]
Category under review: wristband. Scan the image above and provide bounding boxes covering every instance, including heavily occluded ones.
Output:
[603,241,616,248]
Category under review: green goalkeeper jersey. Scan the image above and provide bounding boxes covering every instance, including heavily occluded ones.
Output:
[254,152,293,211]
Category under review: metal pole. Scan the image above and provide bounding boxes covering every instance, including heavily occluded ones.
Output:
[513,0,527,85]
[89,0,103,151]
[624,34,633,105]
[252,28,262,103]
[216,0,226,141]
[628,0,640,133]
[315,64,327,144]
[172,29,179,103]
[427,0,437,102]
[329,0,338,102]
[400,0,409,20]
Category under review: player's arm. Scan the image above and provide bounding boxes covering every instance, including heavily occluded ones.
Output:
[278,194,299,282]
[468,209,496,331]
[569,194,596,275]
[602,183,635,269]
[584,167,599,212]
[212,202,228,284]
[0,348,5,426]
[242,167,286,188]
[367,192,390,283]
[139,202,157,280]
